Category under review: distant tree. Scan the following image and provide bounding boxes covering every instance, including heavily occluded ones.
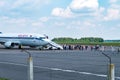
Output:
[52,37,104,43]
[80,37,104,42]
[0,78,9,80]
[52,37,74,43]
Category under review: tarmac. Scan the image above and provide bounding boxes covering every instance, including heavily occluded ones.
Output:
[0,47,120,80]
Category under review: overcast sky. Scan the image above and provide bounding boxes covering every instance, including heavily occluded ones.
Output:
[0,0,120,40]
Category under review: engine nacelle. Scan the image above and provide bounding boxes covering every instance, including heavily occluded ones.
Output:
[4,41,14,48]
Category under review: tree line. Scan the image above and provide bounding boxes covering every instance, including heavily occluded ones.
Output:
[52,37,104,43]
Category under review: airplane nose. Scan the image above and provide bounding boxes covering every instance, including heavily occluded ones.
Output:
[42,39,51,44]
[43,39,50,43]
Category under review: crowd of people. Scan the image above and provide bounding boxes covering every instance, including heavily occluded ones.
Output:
[62,44,100,50]
[62,44,120,53]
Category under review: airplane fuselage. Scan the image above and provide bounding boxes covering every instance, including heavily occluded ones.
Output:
[0,33,49,48]
[0,32,63,49]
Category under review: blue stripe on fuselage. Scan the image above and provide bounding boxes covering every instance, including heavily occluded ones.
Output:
[0,37,44,41]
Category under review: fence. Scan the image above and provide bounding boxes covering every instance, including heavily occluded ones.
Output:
[0,48,120,80]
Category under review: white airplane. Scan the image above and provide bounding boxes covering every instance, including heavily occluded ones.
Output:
[0,32,63,50]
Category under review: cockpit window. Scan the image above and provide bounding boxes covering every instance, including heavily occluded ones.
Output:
[39,37,46,39]
[44,34,48,39]
[35,35,48,40]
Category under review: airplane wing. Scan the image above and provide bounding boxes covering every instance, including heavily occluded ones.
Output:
[0,40,21,48]
[0,40,20,44]
[0,41,4,44]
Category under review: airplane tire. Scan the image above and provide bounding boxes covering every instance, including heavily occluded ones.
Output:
[39,48,42,50]
[18,45,22,49]
[57,48,60,50]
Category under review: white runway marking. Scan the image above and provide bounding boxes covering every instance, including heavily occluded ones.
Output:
[0,61,120,79]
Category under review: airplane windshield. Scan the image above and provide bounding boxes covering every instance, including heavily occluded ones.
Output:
[40,37,46,39]
[44,34,48,39]
[35,35,48,40]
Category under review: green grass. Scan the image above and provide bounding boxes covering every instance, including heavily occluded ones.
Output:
[56,42,120,46]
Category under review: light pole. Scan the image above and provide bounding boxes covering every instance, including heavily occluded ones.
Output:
[102,52,115,80]
[21,49,34,80]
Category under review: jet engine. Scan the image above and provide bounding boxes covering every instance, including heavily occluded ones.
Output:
[4,41,15,48]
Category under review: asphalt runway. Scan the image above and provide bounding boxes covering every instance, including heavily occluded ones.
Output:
[0,49,120,80]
